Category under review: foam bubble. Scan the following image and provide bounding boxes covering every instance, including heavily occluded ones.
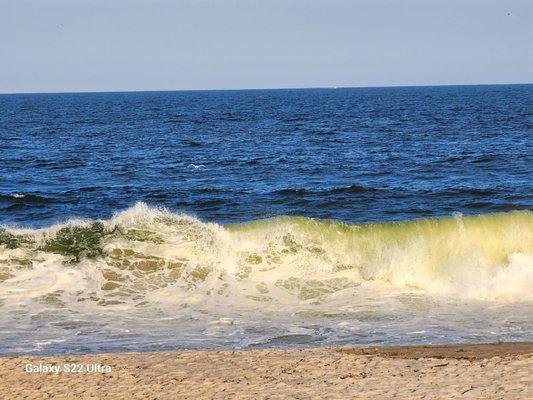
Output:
[1,203,531,307]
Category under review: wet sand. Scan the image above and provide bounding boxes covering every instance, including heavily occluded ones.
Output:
[1,342,531,399]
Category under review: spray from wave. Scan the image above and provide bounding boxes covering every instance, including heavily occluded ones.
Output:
[1,203,532,305]
[1,204,532,354]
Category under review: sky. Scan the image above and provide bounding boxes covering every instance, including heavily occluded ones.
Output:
[0,0,531,93]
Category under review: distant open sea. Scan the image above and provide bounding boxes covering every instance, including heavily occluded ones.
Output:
[1,84,532,226]
[0,85,531,355]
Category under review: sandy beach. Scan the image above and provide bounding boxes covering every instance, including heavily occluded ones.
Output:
[1,342,531,399]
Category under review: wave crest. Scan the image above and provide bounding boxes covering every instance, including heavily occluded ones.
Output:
[0,203,532,307]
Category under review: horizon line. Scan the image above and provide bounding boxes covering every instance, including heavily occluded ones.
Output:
[0,81,531,96]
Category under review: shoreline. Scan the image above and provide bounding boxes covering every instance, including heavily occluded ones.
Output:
[1,342,531,399]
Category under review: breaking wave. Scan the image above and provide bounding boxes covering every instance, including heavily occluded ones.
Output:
[0,203,531,309]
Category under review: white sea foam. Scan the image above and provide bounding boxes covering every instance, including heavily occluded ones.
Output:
[1,203,532,305]
[1,204,531,352]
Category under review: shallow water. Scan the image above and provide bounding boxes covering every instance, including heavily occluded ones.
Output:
[0,85,531,354]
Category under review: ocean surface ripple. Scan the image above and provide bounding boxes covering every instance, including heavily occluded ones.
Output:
[1,85,531,227]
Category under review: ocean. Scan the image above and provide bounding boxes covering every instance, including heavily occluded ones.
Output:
[0,84,531,355]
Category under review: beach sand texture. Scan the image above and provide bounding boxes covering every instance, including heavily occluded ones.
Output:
[1,342,531,399]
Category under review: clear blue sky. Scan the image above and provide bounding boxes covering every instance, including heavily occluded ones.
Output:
[0,0,531,93]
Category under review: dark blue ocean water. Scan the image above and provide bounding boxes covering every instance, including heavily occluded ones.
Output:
[0,84,531,227]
